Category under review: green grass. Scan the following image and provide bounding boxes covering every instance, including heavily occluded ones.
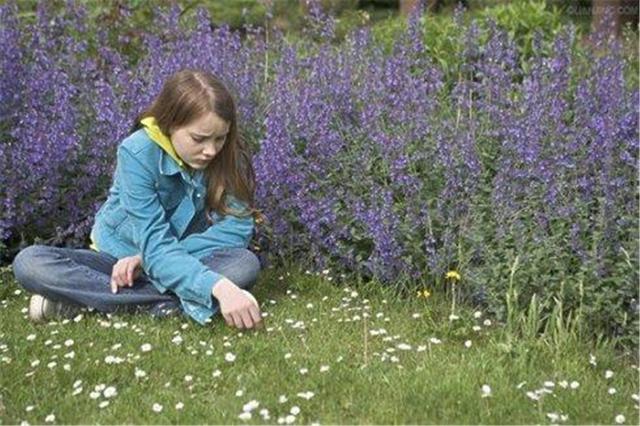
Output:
[0,264,638,424]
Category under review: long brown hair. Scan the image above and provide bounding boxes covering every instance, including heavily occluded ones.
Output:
[135,69,264,224]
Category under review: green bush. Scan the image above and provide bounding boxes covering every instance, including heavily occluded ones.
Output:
[371,1,569,80]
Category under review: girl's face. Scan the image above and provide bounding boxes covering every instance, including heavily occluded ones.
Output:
[170,111,230,171]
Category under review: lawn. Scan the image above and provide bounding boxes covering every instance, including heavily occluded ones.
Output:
[0,264,637,424]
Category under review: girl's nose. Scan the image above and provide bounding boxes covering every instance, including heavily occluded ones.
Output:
[202,143,217,157]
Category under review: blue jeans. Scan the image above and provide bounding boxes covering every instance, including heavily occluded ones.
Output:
[11,245,260,318]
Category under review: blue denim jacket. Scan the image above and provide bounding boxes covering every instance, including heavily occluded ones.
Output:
[90,128,255,324]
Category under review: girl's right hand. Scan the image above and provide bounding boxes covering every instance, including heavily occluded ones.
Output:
[211,278,262,329]
[111,254,143,294]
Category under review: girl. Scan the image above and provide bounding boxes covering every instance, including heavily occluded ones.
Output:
[12,69,264,330]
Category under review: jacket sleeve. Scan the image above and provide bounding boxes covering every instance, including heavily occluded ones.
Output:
[180,195,255,259]
[117,145,223,308]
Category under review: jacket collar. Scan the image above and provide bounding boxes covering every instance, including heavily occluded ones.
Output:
[140,117,185,175]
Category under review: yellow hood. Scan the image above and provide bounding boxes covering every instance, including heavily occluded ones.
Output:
[140,117,185,169]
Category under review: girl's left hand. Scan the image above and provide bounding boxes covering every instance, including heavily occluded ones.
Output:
[111,254,143,294]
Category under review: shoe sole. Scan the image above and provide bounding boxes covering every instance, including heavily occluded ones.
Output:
[29,294,46,323]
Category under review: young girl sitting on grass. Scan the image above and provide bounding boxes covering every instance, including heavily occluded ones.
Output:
[12,69,264,330]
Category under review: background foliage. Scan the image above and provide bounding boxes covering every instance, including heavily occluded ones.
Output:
[0,0,638,346]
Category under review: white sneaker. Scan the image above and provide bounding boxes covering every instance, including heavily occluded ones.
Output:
[29,294,79,323]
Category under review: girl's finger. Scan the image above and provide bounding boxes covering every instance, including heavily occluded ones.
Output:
[239,309,253,329]
[222,312,233,327]
[230,312,244,329]
[248,305,262,328]
[126,262,134,286]
[225,312,235,328]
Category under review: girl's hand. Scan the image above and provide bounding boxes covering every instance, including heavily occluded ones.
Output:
[111,254,143,294]
[212,278,262,329]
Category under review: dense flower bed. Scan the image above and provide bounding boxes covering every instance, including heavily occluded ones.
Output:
[1,1,637,342]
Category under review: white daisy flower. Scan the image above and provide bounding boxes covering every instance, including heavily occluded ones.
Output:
[615,414,625,424]
[297,391,315,400]
[259,408,270,419]
[526,391,540,401]
[278,395,288,403]
[605,370,614,379]
[44,414,55,423]
[481,385,492,397]
[290,406,301,415]
[152,403,163,413]
[175,402,184,410]
[225,352,236,362]
[464,340,472,348]
[103,386,117,398]
[238,412,251,420]
[140,343,152,352]
[243,400,260,412]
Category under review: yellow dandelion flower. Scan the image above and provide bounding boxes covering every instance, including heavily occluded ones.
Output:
[445,270,461,281]
[416,289,431,298]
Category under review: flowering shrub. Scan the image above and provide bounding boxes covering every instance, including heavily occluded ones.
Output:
[0,1,637,342]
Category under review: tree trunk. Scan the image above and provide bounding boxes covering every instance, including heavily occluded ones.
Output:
[399,0,440,17]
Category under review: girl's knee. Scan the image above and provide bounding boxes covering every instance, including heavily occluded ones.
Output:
[233,249,261,290]
[12,245,53,292]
